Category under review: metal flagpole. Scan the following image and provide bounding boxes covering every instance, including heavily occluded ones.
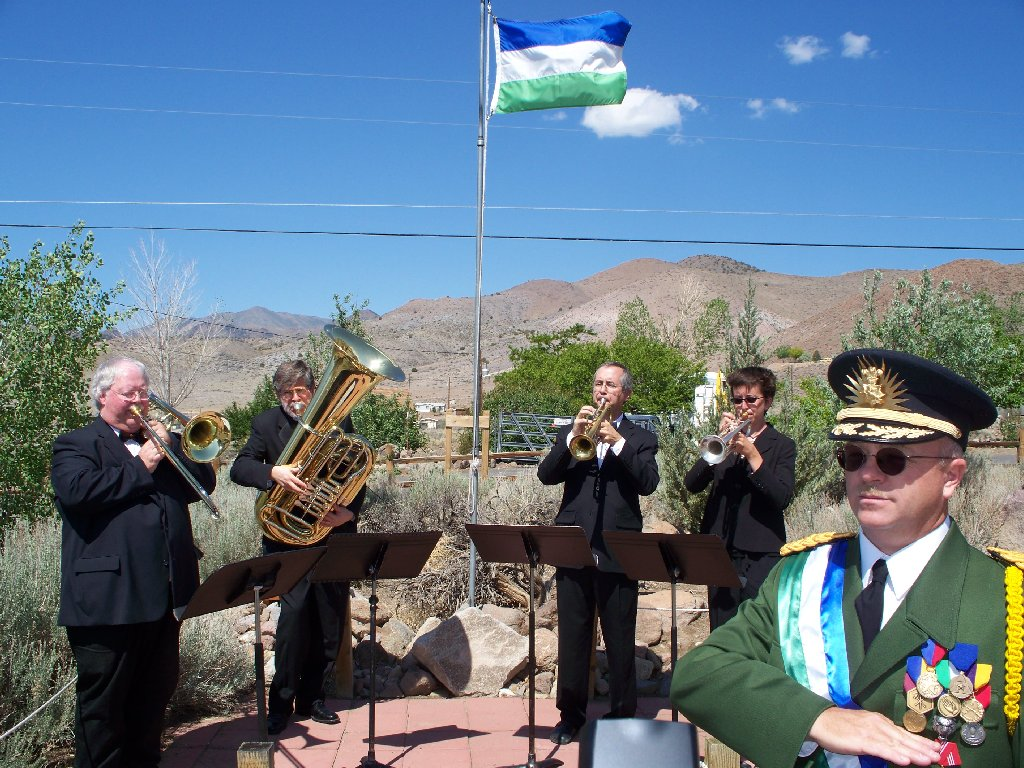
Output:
[468,0,492,607]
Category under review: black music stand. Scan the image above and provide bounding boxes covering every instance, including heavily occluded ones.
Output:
[466,524,594,768]
[602,532,739,721]
[181,547,326,746]
[309,531,442,768]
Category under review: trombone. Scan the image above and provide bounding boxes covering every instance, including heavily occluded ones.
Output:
[697,419,751,465]
[128,392,229,519]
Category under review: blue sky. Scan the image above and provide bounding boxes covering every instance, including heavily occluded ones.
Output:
[2,1,1022,318]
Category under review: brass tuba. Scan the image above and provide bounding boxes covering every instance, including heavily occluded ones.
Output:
[255,325,405,546]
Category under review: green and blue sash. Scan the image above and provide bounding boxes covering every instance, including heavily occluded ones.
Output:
[778,539,884,768]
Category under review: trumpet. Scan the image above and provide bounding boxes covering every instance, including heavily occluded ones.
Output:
[697,419,751,465]
[569,399,611,462]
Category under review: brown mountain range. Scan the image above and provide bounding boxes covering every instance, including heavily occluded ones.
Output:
[161,255,1023,413]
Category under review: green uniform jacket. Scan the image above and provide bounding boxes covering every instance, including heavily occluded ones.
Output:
[671,522,1023,768]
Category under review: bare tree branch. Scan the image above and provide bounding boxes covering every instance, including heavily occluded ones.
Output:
[118,235,227,406]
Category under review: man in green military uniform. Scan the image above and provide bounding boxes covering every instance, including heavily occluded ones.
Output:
[672,348,1023,768]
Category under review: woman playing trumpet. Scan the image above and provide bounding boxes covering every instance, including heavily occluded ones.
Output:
[685,366,795,629]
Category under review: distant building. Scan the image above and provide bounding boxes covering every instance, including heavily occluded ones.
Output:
[694,371,722,423]
[415,401,446,413]
[419,417,441,430]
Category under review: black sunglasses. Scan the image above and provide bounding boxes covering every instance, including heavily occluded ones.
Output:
[835,443,951,476]
[732,395,763,405]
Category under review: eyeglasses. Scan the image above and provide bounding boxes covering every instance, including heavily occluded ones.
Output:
[732,395,763,405]
[113,389,149,402]
[835,443,951,477]
[281,386,311,398]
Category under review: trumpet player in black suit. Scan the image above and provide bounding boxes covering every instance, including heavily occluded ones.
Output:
[685,366,796,629]
[538,362,660,744]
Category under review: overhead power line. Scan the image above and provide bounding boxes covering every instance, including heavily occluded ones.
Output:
[1,100,1021,156]
[2,199,1023,223]
[3,222,1021,253]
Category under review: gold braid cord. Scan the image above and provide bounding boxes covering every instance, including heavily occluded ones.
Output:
[1005,566,1023,736]
[779,531,856,557]
[991,548,1024,736]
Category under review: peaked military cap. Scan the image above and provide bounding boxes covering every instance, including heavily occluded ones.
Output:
[827,348,996,448]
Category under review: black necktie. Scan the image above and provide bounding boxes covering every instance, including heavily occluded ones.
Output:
[855,558,888,651]
[120,430,143,443]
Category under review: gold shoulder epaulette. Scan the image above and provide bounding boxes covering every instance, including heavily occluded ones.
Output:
[988,547,1024,570]
[780,532,856,557]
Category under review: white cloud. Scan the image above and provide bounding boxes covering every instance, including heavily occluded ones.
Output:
[581,87,699,139]
[779,35,829,64]
[841,31,872,58]
[746,97,801,119]
[542,110,568,121]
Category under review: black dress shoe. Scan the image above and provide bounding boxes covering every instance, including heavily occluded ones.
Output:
[549,721,580,745]
[309,699,340,725]
[267,713,289,736]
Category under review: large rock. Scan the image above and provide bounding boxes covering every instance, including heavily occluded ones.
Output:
[534,627,558,672]
[349,593,391,626]
[411,607,528,696]
[634,607,663,646]
[380,618,415,658]
[481,603,527,634]
[400,666,438,696]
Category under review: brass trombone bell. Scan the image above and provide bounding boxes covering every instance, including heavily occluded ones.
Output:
[147,392,232,463]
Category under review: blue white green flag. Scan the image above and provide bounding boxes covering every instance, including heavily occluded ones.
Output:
[490,11,631,115]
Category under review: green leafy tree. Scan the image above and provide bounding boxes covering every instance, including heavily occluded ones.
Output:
[728,278,766,370]
[0,226,128,525]
[222,375,278,446]
[351,392,426,452]
[301,292,372,379]
[845,271,1024,407]
[485,302,705,418]
[690,297,732,364]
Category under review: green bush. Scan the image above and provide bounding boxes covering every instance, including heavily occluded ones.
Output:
[222,375,277,448]
[0,469,260,766]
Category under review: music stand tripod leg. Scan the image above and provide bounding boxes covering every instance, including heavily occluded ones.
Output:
[360,545,388,768]
[513,533,562,768]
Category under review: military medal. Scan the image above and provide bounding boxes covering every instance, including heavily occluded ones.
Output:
[932,714,958,739]
[936,693,962,718]
[903,640,991,748]
[959,697,984,724]
[907,688,934,714]
[949,673,974,699]
[903,709,927,733]
[917,668,943,700]
[960,722,986,747]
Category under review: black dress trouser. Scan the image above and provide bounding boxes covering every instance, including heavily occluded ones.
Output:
[66,609,180,768]
[555,566,639,727]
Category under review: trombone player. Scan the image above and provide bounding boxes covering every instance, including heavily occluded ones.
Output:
[685,366,795,629]
[51,357,216,768]
[538,362,660,744]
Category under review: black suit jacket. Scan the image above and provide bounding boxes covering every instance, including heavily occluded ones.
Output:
[230,405,363,552]
[537,417,659,573]
[685,423,795,554]
[52,416,215,626]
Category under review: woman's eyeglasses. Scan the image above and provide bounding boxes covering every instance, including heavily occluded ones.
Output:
[732,395,762,405]
[835,443,950,476]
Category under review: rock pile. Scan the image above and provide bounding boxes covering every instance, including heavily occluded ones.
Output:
[229,583,709,700]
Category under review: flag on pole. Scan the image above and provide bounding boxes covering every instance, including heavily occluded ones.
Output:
[490,11,631,115]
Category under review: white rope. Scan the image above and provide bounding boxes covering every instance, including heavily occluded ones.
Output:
[0,676,76,741]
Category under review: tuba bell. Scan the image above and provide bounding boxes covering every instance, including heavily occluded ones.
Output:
[255,325,405,546]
